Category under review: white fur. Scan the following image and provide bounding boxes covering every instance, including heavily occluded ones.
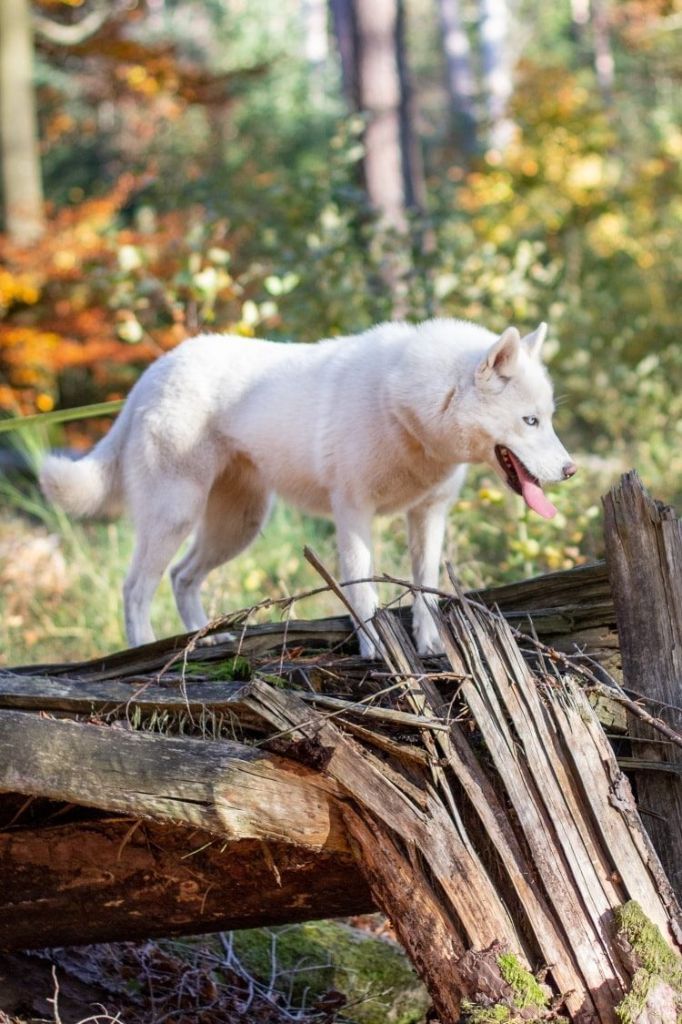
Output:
[39,318,574,656]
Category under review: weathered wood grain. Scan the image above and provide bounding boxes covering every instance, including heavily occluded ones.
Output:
[342,804,466,1024]
[603,471,682,900]
[439,605,628,1024]
[0,673,452,731]
[241,678,525,955]
[0,709,346,851]
[372,608,594,1023]
[0,818,374,949]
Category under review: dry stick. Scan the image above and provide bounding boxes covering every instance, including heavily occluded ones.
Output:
[588,684,682,752]
[303,547,462,822]
[303,546,378,647]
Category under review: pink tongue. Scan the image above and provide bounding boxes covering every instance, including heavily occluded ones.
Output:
[508,451,557,519]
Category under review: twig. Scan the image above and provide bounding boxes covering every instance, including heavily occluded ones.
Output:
[48,965,63,1024]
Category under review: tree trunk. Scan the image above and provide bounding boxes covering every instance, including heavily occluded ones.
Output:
[591,0,615,104]
[0,0,46,244]
[337,0,423,229]
[330,0,359,107]
[301,0,328,106]
[603,471,682,902]
[478,0,515,151]
[437,0,478,154]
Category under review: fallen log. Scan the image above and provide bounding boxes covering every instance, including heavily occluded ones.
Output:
[0,709,375,947]
[0,819,372,948]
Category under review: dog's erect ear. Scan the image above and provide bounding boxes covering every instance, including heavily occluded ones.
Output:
[476,327,521,386]
[522,322,547,360]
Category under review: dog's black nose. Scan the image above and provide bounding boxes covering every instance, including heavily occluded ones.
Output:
[562,461,577,479]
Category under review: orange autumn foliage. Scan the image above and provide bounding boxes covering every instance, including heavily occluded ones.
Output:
[0,174,252,415]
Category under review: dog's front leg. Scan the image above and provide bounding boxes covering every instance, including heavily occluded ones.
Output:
[333,500,380,659]
[407,499,449,656]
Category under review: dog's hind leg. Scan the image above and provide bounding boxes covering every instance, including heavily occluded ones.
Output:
[124,477,207,647]
[171,464,273,639]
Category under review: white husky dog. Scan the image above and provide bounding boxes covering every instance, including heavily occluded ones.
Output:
[40,319,576,657]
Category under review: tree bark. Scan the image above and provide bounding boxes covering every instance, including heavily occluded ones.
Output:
[0,709,347,849]
[603,471,682,902]
[0,0,45,244]
[330,0,359,107]
[437,0,478,154]
[335,0,423,230]
[0,817,372,949]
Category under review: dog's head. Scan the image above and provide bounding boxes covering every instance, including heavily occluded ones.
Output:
[469,323,576,519]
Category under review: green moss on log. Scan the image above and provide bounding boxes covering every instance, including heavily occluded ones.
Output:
[614,901,682,1024]
[497,953,548,1010]
[228,919,430,1024]
[462,1002,512,1024]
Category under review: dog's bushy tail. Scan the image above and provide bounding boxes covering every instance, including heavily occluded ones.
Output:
[40,409,128,519]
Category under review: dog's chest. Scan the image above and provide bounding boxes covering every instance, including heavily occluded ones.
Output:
[372,431,452,514]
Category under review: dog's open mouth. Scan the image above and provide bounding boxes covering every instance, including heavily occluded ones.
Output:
[495,445,557,520]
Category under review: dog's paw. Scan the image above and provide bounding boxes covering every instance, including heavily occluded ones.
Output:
[414,621,445,657]
[358,627,382,660]
[196,630,237,648]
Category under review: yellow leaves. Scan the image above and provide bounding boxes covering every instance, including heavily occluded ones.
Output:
[44,112,75,143]
[121,65,160,97]
[662,129,682,159]
[36,393,55,412]
[478,486,504,505]
[565,154,614,197]
[53,249,78,271]
[117,244,144,273]
[586,211,629,257]
[457,171,514,213]
[116,314,144,345]
[0,269,41,314]
[0,326,61,412]
[243,567,266,592]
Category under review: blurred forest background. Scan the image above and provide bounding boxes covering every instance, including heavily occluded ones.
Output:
[0,0,681,664]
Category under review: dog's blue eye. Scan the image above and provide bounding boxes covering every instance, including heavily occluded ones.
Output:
[523,415,539,427]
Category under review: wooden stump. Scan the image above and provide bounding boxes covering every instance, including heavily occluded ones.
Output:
[603,471,682,901]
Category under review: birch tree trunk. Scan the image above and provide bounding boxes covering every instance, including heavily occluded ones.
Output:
[478,0,515,152]
[437,0,478,154]
[0,0,46,244]
[301,0,329,106]
[591,0,615,104]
